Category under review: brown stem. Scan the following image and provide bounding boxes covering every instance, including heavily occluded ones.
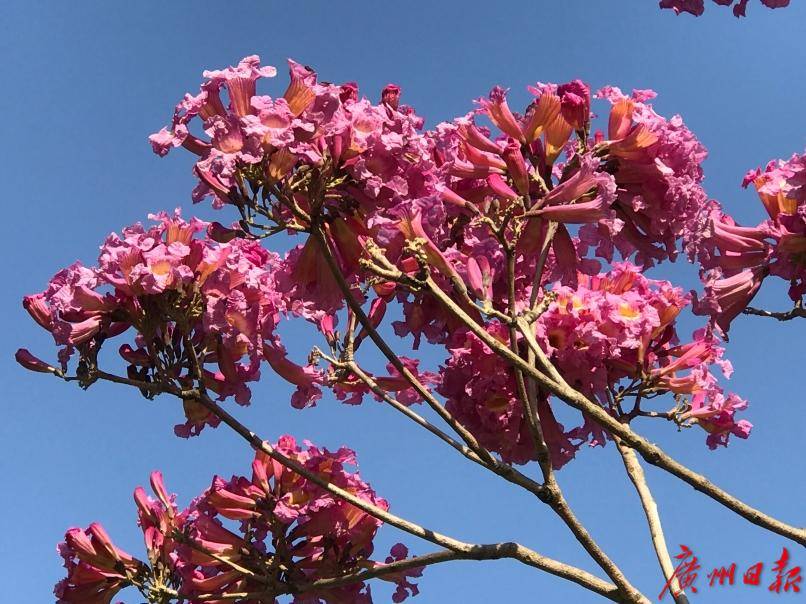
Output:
[528,219,558,311]
[614,437,689,604]
[742,303,806,321]
[424,276,806,547]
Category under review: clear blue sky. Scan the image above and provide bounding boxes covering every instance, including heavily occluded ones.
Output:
[1,1,804,602]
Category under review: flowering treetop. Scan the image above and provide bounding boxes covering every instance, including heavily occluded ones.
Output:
[17,49,806,604]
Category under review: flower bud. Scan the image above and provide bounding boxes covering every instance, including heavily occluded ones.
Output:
[23,295,52,330]
[15,348,58,374]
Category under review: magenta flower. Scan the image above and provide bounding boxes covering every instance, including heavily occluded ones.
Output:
[55,523,145,604]
[476,86,525,143]
[55,436,419,603]
[694,266,767,334]
[557,80,591,132]
[20,211,291,436]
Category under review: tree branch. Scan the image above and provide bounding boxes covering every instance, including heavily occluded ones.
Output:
[742,303,806,321]
[92,373,624,602]
[193,544,625,602]
[338,359,550,499]
[614,437,689,604]
[502,247,646,603]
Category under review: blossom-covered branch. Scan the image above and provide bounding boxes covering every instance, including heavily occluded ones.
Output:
[17,53,805,603]
[56,437,424,604]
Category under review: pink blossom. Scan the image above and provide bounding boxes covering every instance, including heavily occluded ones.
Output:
[476,86,524,142]
[693,266,767,334]
[659,0,789,16]
[590,87,710,267]
[55,523,144,604]
[56,437,418,603]
[21,211,287,435]
[682,390,752,449]
[557,80,591,131]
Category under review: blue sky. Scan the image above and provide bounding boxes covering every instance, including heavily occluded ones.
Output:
[1,1,804,602]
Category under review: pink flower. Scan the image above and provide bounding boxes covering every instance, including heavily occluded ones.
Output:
[682,391,752,449]
[590,87,710,267]
[55,523,144,604]
[528,155,617,223]
[693,266,767,335]
[476,86,525,142]
[202,54,277,117]
[659,0,789,16]
[15,348,59,374]
[22,212,288,434]
[381,84,402,110]
[263,342,324,409]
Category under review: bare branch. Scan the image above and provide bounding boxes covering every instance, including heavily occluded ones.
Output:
[742,303,806,321]
[614,437,689,604]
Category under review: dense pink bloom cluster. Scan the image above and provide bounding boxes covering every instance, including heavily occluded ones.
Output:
[538,265,749,450]
[693,150,806,332]
[151,55,440,325]
[20,211,288,435]
[18,50,787,604]
[439,323,539,465]
[56,436,419,604]
[591,87,710,267]
[20,56,757,484]
[438,264,749,468]
[659,0,789,17]
[142,57,751,457]
[151,56,433,211]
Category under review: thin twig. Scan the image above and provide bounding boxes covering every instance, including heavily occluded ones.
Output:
[742,303,806,321]
[341,360,550,499]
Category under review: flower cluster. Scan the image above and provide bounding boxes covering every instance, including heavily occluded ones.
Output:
[693,150,806,333]
[438,264,750,468]
[19,211,288,435]
[56,436,419,604]
[21,56,755,479]
[659,0,790,17]
[438,323,541,466]
[537,264,750,450]
[150,55,437,320]
[590,87,709,268]
[17,50,783,604]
